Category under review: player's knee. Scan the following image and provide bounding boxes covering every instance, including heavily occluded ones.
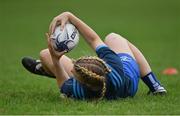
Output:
[39,49,49,61]
[105,33,119,39]
[105,33,126,44]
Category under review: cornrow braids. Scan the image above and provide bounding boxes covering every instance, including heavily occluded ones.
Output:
[76,56,111,73]
[73,56,111,100]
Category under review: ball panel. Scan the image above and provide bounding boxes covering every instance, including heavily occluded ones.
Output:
[51,23,79,52]
[55,40,69,52]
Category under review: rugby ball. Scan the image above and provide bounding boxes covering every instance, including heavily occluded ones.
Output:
[51,23,79,52]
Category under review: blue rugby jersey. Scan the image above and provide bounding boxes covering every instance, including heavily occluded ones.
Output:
[61,78,102,99]
[60,45,140,99]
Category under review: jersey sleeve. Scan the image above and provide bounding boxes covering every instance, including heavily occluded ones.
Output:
[60,78,85,99]
[96,45,123,70]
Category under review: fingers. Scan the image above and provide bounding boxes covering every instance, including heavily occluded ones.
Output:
[49,14,69,34]
[60,20,66,31]
[55,50,67,57]
[45,33,53,53]
[45,33,50,47]
[46,33,51,48]
[45,33,67,59]
[45,33,50,41]
[49,19,58,35]
[50,19,65,32]
[61,50,68,54]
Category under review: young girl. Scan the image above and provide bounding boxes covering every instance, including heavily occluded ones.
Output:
[22,12,166,100]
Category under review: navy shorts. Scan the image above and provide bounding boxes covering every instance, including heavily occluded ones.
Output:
[117,53,140,95]
[96,45,140,97]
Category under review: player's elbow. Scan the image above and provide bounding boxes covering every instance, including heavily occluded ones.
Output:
[88,37,104,50]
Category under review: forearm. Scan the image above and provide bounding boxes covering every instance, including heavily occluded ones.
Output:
[52,58,69,87]
[68,13,104,49]
[46,33,70,87]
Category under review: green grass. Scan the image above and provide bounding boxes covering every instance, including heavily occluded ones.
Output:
[0,0,180,114]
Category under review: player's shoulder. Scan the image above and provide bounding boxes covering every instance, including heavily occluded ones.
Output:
[96,44,117,57]
[96,44,108,51]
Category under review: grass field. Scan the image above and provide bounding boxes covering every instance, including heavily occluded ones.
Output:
[0,0,180,114]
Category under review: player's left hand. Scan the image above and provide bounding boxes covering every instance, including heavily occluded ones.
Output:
[46,33,67,61]
[49,12,72,35]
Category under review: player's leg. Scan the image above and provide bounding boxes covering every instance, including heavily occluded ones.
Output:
[104,33,135,58]
[105,33,151,77]
[104,33,140,96]
[39,49,74,77]
[22,49,74,78]
[127,42,166,94]
[127,42,151,77]
[104,33,166,94]
[22,56,56,78]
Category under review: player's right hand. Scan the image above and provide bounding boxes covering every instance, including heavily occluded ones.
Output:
[46,33,67,61]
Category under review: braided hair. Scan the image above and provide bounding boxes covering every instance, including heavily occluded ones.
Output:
[73,56,111,100]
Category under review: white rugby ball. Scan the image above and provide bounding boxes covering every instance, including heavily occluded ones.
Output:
[51,23,79,52]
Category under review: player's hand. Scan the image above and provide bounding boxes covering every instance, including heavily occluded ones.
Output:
[46,33,67,61]
[49,12,72,35]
